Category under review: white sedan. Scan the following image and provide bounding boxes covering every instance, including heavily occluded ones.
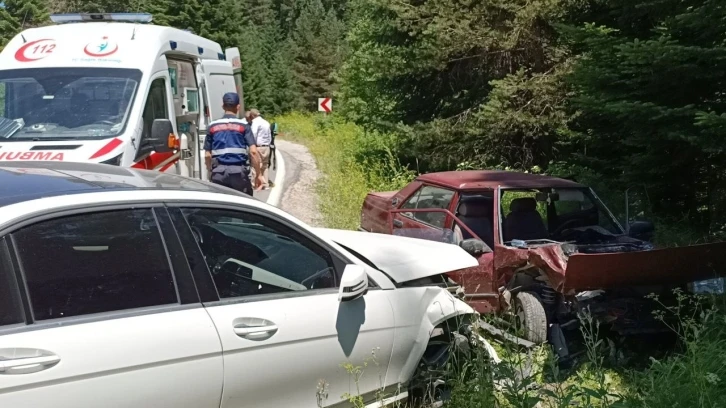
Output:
[0,162,481,408]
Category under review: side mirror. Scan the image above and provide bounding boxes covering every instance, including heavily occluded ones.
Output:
[628,220,655,242]
[338,264,368,302]
[459,238,492,257]
[149,119,175,153]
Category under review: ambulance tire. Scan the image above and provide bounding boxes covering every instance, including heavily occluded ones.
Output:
[515,291,548,344]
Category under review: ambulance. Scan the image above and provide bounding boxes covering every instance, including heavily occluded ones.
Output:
[0,12,245,181]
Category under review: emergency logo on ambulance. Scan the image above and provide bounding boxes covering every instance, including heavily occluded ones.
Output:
[14,39,57,62]
[84,36,119,57]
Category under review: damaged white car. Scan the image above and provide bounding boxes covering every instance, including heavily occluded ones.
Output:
[0,162,483,408]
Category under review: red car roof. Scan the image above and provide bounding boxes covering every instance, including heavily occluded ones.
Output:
[416,170,585,190]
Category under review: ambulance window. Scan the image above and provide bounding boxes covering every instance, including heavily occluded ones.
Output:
[11,209,178,321]
[141,79,168,141]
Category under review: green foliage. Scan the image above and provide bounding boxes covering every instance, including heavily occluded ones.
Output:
[292,0,346,111]
[0,7,21,52]
[4,0,49,28]
[0,0,50,51]
[338,0,581,174]
[561,0,726,235]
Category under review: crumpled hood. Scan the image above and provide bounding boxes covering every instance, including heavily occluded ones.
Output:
[314,228,479,283]
[497,241,726,294]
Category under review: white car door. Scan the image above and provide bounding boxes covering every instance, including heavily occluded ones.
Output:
[171,206,396,408]
[0,207,223,408]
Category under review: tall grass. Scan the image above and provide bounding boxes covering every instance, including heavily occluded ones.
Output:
[277,113,726,408]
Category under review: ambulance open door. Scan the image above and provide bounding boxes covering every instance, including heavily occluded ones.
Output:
[225,47,244,113]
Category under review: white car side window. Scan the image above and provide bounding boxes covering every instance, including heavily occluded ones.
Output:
[0,237,23,327]
[11,209,178,321]
[180,208,338,299]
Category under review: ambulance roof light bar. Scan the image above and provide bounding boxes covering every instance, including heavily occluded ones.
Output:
[49,13,154,24]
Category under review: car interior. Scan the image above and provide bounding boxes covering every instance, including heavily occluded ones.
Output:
[455,196,495,249]
[502,197,549,242]
[184,212,337,298]
[0,260,22,326]
[14,216,177,321]
[501,189,617,244]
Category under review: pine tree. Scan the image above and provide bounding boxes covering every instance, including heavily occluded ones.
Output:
[0,6,21,52]
[4,0,49,29]
[292,0,344,111]
[164,0,203,34]
[564,0,726,228]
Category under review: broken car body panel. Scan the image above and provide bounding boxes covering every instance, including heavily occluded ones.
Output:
[313,227,479,283]
[562,241,726,293]
[495,241,726,294]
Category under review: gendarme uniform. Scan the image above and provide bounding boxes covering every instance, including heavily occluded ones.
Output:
[204,93,256,195]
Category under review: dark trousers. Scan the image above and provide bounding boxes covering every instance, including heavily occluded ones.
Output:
[210,164,253,196]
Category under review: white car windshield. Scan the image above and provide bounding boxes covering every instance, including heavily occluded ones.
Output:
[0,67,141,141]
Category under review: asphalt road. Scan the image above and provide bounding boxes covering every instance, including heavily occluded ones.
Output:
[255,140,324,227]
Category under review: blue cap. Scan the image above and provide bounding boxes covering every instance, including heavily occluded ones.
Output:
[222,92,240,106]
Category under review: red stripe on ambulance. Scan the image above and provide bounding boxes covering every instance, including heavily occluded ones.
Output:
[89,138,123,159]
[0,151,65,161]
[132,151,177,171]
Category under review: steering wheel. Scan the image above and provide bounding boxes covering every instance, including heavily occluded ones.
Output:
[301,267,334,289]
[93,120,117,126]
[552,219,581,236]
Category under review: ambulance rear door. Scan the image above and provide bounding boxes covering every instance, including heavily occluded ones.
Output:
[225,47,244,112]
[198,60,236,181]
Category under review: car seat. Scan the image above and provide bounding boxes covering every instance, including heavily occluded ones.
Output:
[503,197,549,242]
[456,200,494,248]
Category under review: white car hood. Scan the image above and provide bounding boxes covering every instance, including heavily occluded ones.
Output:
[314,228,478,283]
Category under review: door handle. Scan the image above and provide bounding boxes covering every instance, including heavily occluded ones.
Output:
[234,324,278,340]
[393,219,403,228]
[0,355,61,375]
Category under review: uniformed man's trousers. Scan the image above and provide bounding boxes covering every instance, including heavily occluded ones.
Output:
[210,164,253,196]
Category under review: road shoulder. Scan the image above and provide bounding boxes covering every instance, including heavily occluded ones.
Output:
[272,140,324,227]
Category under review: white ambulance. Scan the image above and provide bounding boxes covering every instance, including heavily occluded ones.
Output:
[0,12,245,181]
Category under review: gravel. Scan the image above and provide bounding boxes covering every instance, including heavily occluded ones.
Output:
[275,139,325,227]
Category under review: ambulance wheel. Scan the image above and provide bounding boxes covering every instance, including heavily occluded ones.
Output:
[515,291,548,344]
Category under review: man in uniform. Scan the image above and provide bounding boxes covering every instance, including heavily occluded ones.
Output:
[204,93,264,195]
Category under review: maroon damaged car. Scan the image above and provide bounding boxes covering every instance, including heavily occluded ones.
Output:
[360,170,726,344]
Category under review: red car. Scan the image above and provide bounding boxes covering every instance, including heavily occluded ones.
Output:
[360,170,726,344]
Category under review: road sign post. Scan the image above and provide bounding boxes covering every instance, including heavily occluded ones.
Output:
[317,97,332,114]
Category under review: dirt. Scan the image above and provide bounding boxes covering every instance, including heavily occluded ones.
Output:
[275,139,325,227]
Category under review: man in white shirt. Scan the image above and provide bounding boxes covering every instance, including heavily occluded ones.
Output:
[249,109,273,190]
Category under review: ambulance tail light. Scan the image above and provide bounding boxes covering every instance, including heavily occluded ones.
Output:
[50,13,153,24]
